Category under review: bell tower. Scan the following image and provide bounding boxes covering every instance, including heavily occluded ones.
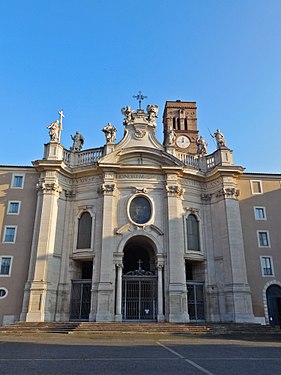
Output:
[163,100,199,154]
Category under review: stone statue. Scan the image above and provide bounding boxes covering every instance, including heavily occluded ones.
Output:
[47,120,60,142]
[121,106,133,125]
[166,126,176,146]
[70,131,84,152]
[196,135,208,156]
[212,129,226,149]
[146,104,159,125]
[102,122,117,143]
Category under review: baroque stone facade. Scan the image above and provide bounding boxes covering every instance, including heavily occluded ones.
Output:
[0,100,280,326]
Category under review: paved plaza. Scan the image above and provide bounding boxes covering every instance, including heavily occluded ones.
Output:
[0,333,280,375]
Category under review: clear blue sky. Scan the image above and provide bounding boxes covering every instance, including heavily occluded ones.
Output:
[0,0,280,172]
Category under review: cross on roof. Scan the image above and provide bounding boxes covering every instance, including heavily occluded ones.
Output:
[133,91,147,110]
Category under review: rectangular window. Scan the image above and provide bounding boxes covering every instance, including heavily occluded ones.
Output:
[7,201,21,215]
[257,231,270,247]
[3,226,17,243]
[0,256,12,276]
[254,207,266,220]
[251,180,263,194]
[11,174,25,189]
[260,256,274,277]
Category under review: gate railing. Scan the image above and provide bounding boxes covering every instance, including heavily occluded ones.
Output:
[70,279,92,321]
[122,276,157,321]
[187,281,205,322]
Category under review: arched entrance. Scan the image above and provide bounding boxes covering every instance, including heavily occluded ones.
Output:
[266,284,281,326]
[122,236,157,321]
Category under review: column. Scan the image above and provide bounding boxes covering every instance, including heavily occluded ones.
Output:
[115,264,123,321]
[157,265,164,322]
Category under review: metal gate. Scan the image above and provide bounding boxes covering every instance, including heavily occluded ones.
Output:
[122,276,157,320]
[187,281,205,321]
[70,280,91,320]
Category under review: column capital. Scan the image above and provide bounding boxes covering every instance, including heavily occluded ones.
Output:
[99,183,116,195]
[36,181,62,195]
[166,184,184,198]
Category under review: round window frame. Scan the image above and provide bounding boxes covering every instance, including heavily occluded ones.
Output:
[0,287,8,300]
[127,194,153,226]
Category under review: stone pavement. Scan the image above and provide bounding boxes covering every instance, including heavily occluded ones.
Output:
[0,332,280,375]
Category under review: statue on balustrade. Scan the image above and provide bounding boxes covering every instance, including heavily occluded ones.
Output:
[165,126,176,146]
[47,120,60,142]
[196,135,208,156]
[70,131,84,152]
[212,129,226,149]
[102,122,117,143]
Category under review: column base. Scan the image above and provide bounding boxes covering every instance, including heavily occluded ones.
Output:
[157,314,165,322]
[115,314,122,322]
[168,312,190,323]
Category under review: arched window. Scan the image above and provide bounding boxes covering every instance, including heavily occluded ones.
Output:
[177,118,180,130]
[184,118,188,130]
[187,214,200,251]
[77,212,92,249]
[173,117,176,129]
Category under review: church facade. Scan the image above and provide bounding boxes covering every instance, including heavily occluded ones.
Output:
[0,100,280,326]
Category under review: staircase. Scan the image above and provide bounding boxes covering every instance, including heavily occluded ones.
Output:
[0,321,280,336]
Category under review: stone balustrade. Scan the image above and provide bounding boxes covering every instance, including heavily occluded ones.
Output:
[63,148,104,167]
[61,146,228,172]
[176,149,228,172]
[176,153,199,169]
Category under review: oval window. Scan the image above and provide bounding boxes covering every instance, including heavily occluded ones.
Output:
[0,288,8,299]
[129,196,152,225]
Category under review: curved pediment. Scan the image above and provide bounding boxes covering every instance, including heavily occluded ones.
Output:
[98,146,183,167]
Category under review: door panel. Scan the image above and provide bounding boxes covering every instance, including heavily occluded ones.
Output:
[122,277,157,321]
[70,280,91,320]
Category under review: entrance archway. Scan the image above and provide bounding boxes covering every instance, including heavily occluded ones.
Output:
[266,284,281,326]
[122,236,157,321]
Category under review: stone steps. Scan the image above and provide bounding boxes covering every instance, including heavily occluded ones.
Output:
[0,321,280,336]
[0,322,80,334]
[72,322,212,335]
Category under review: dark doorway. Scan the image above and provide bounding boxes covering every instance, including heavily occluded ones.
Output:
[70,260,93,321]
[266,285,281,327]
[186,261,205,321]
[122,236,157,321]
[123,236,155,274]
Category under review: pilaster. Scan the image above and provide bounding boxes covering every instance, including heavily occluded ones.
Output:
[93,174,117,322]
[165,175,189,323]
[25,176,62,322]
[215,178,255,322]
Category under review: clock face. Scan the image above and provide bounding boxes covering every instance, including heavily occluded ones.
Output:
[176,135,190,149]
[129,196,151,224]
